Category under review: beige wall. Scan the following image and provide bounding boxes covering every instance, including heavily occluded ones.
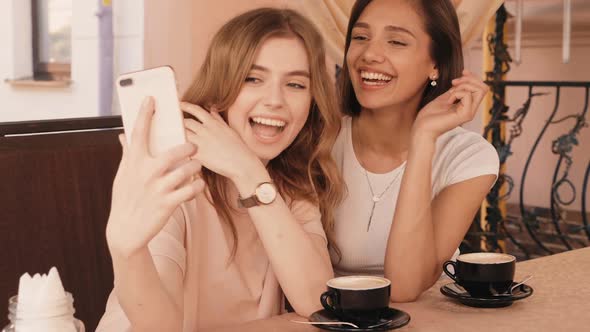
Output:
[143,0,196,94]
[144,0,293,95]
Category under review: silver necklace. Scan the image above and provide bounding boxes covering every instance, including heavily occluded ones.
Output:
[354,118,406,231]
[362,164,405,231]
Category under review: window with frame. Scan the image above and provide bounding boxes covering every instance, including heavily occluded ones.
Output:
[32,0,72,80]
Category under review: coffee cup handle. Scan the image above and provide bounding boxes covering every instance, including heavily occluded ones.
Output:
[320,290,338,312]
[443,260,458,282]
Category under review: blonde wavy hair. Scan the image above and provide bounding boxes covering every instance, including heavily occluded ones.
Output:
[183,8,343,259]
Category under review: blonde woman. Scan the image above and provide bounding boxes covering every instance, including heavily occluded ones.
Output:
[97,8,343,331]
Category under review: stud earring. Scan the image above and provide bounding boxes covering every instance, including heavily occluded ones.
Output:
[429,75,438,87]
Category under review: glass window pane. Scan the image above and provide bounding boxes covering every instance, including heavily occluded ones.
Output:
[36,0,72,64]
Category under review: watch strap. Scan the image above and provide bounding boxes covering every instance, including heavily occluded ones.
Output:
[238,196,259,208]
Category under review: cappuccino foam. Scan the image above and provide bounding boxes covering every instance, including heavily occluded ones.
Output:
[458,252,515,264]
[328,276,390,290]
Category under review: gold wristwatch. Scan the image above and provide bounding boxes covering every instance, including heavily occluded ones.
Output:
[238,182,277,208]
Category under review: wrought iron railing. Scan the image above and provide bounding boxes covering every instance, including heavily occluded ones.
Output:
[465,5,590,259]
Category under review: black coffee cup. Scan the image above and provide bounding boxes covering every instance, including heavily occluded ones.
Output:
[320,276,391,325]
[443,252,516,298]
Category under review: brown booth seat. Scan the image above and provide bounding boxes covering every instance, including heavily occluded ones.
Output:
[0,116,122,331]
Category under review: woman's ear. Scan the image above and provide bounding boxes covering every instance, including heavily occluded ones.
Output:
[430,65,439,80]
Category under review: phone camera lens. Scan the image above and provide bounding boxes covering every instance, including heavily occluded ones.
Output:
[119,78,133,87]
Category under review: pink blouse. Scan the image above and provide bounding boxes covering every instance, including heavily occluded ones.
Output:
[96,190,326,331]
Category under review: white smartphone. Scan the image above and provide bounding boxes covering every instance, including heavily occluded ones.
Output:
[116,66,186,155]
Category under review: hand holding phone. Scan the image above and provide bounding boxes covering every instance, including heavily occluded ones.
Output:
[106,66,206,256]
[107,96,204,257]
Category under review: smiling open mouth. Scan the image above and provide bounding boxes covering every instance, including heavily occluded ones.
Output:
[249,116,286,138]
[360,71,393,86]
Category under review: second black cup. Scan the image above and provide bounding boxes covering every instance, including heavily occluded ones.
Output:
[443,252,516,298]
[320,275,391,325]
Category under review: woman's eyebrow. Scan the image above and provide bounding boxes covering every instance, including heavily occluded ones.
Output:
[251,64,310,78]
[384,25,415,38]
[353,21,415,38]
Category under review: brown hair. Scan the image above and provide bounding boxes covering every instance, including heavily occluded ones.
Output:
[338,0,464,115]
[183,8,343,259]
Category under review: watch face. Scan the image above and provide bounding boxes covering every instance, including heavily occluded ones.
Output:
[256,182,277,204]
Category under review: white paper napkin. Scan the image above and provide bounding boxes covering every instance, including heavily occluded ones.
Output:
[15,267,77,332]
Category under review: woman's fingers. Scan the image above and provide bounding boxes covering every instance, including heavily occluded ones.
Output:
[185,130,199,143]
[168,178,206,204]
[118,134,128,155]
[449,82,486,114]
[161,159,202,191]
[210,110,225,122]
[452,82,484,92]
[452,83,486,101]
[184,118,205,135]
[449,90,474,122]
[452,72,489,92]
[181,102,212,125]
[155,143,198,173]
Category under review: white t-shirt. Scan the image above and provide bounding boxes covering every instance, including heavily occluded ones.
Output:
[331,116,500,276]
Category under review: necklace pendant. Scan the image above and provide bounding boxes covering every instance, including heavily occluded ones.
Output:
[372,195,380,202]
